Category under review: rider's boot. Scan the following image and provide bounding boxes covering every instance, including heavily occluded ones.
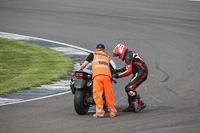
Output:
[122,96,135,112]
[135,102,146,113]
[133,91,146,113]
[122,105,135,112]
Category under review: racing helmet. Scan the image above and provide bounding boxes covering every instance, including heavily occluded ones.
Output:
[113,44,127,60]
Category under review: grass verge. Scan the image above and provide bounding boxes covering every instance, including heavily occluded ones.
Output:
[0,38,74,95]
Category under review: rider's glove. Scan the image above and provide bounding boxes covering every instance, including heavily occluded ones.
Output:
[114,69,120,73]
[113,73,119,79]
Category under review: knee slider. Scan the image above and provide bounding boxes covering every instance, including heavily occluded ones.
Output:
[128,91,136,96]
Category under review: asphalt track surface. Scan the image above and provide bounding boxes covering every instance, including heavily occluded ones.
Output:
[0,0,200,132]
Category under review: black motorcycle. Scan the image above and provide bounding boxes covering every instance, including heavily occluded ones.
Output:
[70,62,116,115]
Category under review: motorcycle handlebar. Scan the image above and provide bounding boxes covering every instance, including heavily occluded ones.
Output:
[111,78,117,84]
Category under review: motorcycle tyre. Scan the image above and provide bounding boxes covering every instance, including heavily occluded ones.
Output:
[74,90,90,115]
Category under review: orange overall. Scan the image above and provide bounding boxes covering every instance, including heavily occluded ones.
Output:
[92,51,117,117]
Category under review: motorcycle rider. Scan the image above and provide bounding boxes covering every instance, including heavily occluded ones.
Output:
[79,44,117,118]
[113,44,148,113]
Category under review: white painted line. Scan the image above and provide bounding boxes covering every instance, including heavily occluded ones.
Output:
[0,32,93,53]
[189,0,200,1]
[114,95,126,105]
[0,98,22,104]
[150,95,163,103]
[0,91,71,106]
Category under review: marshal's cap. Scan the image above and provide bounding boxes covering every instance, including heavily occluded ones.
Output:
[96,43,105,49]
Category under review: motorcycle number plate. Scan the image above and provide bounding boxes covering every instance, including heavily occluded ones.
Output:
[74,79,86,89]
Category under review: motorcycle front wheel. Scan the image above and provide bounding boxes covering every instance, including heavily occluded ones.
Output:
[74,90,90,115]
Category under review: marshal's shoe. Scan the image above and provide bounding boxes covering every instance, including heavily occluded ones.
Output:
[93,114,104,118]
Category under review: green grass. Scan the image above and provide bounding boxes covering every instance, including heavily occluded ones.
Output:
[0,38,74,95]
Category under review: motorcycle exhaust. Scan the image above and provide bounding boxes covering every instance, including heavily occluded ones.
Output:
[70,79,76,94]
[86,80,92,87]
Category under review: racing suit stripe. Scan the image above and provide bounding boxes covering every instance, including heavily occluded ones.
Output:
[133,62,145,70]
[130,73,138,82]
[131,73,147,89]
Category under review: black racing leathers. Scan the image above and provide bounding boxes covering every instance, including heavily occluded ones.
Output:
[116,50,148,106]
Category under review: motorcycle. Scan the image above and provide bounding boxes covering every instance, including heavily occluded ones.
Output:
[70,61,117,115]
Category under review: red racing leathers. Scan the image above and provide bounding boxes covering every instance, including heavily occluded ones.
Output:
[115,50,148,108]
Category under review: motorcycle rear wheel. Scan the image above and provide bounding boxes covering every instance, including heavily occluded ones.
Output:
[74,90,90,115]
